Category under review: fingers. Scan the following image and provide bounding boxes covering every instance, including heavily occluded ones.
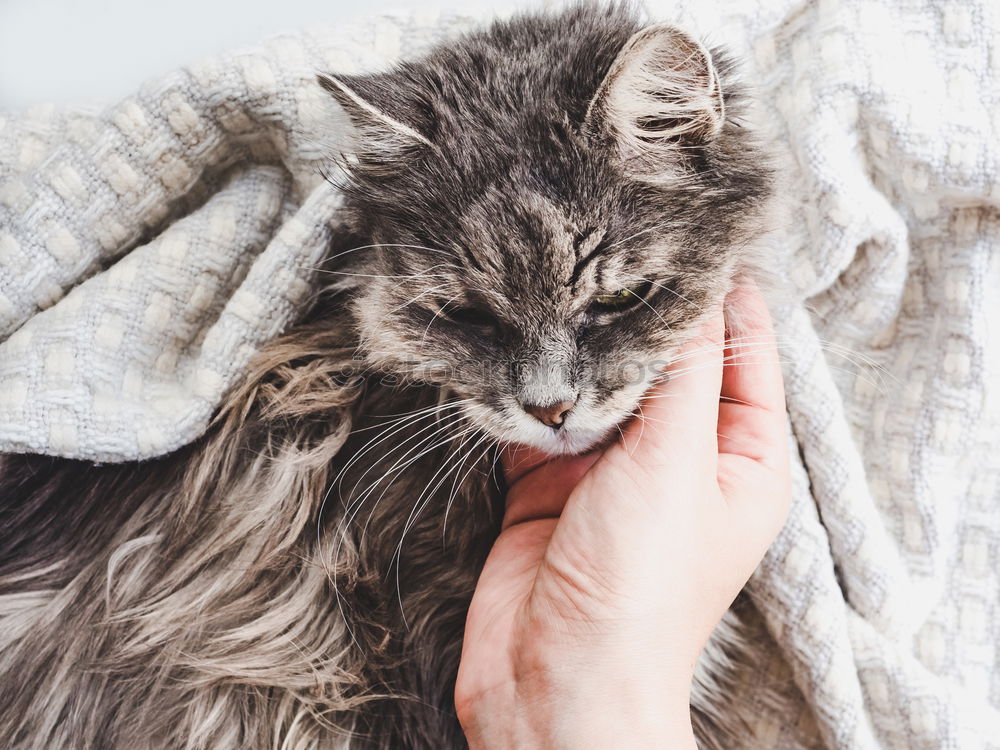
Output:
[501,444,554,485]
[622,301,725,469]
[717,280,788,470]
[501,446,601,530]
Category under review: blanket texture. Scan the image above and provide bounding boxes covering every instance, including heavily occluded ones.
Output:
[2,1,999,748]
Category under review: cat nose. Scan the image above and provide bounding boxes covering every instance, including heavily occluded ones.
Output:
[522,399,576,429]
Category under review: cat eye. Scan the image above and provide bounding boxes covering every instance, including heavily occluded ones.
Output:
[588,281,651,315]
[435,299,498,330]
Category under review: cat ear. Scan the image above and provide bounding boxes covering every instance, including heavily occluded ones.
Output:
[317,72,433,173]
[583,24,725,174]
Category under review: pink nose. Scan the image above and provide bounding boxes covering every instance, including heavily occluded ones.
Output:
[523,400,576,429]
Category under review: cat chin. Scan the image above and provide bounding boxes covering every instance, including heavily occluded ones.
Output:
[506,423,615,456]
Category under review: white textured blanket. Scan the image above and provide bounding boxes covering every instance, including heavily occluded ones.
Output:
[2,1,999,748]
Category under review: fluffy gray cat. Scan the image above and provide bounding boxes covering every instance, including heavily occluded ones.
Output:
[0,4,775,748]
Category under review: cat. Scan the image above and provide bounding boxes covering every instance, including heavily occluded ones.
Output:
[320,2,771,457]
[0,4,775,748]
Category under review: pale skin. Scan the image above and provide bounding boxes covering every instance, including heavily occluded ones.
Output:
[454,281,792,749]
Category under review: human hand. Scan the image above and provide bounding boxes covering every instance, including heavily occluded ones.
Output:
[454,281,791,749]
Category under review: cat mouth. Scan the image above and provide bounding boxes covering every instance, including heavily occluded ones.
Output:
[505,415,613,456]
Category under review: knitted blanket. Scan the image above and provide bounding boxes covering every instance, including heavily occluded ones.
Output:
[2,1,999,748]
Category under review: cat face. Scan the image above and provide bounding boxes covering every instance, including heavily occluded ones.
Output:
[322,6,771,454]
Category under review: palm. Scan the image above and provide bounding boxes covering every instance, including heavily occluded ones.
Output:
[461,517,557,694]
[461,449,778,697]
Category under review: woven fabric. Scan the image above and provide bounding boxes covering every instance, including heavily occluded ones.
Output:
[1,2,999,748]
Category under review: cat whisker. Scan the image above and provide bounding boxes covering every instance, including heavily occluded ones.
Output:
[810,336,902,390]
[320,242,456,266]
[366,243,455,257]
[663,356,884,396]
[357,395,475,425]
[488,440,507,493]
[333,400,462,489]
[420,292,462,345]
[349,412,478,523]
[632,412,744,446]
[391,430,492,605]
[343,408,472,514]
[355,423,480,556]
[630,274,704,314]
[328,405,470,568]
[630,284,673,331]
[328,418,474,647]
[306,269,452,280]
[386,428,487,626]
[387,284,451,316]
[667,336,890,394]
[614,420,630,453]
[660,359,789,382]
[441,435,497,542]
[390,429,484,566]
[602,224,671,251]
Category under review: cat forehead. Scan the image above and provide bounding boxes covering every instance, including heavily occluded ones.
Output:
[452,189,611,283]
[458,190,606,250]
[516,190,606,250]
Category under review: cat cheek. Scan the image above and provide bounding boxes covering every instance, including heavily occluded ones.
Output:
[584,361,659,419]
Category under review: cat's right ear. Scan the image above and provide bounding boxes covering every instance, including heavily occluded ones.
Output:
[583,24,725,179]
[318,73,433,174]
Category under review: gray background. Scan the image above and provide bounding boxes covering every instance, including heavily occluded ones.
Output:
[0,0,518,110]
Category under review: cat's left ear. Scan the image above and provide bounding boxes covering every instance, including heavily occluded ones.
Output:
[583,24,725,175]
[318,72,433,174]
